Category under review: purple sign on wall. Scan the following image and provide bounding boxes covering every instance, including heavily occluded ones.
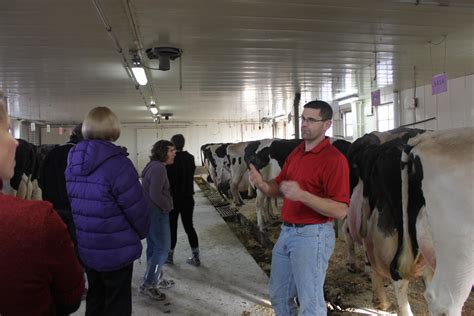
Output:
[371,89,381,106]
[432,73,448,95]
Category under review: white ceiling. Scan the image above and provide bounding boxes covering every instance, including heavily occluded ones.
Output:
[1,0,473,124]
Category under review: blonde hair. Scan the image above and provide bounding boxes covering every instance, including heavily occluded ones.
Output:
[82,106,121,141]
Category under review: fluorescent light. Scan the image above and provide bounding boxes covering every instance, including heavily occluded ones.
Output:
[149,103,158,115]
[334,89,358,100]
[338,96,359,104]
[131,66,148,86]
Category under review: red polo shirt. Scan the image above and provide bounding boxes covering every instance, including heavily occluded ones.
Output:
[275,137,350,224]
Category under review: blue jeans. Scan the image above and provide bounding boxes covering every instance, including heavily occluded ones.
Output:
[269,222,335,316]
[142,207,170,288]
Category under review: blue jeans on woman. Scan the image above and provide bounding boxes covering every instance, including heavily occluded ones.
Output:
[269,222,335,316]
[142,207,170,288]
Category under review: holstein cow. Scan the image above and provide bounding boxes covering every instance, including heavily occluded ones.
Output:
[344,128,425,273]
[245,137,351,231]
[201,143,231,197]
[200,143,220,183]
[344,128,428,315]
[226,141,255,206]
[394,128,474,316]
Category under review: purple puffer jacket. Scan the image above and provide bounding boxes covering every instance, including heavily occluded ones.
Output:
[65,139,149,272]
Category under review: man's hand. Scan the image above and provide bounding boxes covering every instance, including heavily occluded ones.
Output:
[280,181,304,201]
[249,164,263,188]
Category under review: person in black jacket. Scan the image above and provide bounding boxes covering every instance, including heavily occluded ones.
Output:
[166,134,200,266]
[40,124,83,249]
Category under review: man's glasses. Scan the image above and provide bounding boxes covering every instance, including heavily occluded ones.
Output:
[299,115,327,124]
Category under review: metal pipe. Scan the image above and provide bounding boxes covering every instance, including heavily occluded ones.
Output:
[293,92,301,139]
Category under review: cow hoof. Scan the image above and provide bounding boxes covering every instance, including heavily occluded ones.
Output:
[345,263,359,273]
[373,300,394,311]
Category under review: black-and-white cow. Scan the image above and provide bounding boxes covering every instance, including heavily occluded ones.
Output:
[344,128,431,315]
[201,143,231,197]
[226,141,255,206]
[393,127,474,315]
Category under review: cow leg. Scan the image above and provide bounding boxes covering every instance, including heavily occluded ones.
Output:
[343,219,358,273]
[231,180,244,206]
[371,271,391,311]
[262,197,271,226]
[264,197,277,223]
[424,258,473,316]
[393,279,413,316]
[255,190,265,232]
[421,266,433,288]
[247,183,256,199]
[269,198,279,220]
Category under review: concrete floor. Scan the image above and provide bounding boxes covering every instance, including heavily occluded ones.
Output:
[74,185,274,315]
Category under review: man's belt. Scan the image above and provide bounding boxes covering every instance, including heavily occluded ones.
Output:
[282,221,314,227]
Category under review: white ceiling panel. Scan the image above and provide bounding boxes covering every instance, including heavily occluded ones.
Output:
[0,0,472,123]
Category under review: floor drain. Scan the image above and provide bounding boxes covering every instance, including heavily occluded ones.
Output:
[207,192,229,207]
[215,205,238,218]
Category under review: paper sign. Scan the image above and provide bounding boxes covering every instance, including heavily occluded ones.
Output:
[59,127,64,135]
[46,124,51,133]
[30,122,36,132]
[432,73,448,95]
[371,90,381,106]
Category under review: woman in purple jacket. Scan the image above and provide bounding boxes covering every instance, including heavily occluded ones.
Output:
[65,107,149,316]
[139,140,176,301]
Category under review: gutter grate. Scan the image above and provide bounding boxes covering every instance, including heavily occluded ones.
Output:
[215,205,238,218]
[207,192,230,207]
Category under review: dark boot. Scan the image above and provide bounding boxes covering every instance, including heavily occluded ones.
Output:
[186,248,200,267]
[165,250,174,265]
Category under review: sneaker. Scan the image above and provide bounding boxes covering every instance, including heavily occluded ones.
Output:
[157,278,175,289]
[139,286,166,301]
[186,255,201,267]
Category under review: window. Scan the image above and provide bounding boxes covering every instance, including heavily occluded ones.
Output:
[376,103,394,132]
[343,111,353,138]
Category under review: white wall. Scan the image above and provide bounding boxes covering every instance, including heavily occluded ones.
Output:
[351,74,473,136]
[40,126,75,144]
[120,121,273,173]
[399,74,473,130]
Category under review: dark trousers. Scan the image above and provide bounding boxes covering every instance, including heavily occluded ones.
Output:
[85,264,133,316]
[55,208,83,266]
[170,196,199,250]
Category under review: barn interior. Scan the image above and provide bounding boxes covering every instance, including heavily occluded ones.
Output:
[1,0,473,315]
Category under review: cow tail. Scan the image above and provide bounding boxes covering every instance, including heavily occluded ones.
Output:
[394,145,424,280]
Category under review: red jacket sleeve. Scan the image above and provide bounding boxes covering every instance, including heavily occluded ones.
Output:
[43,208,85,305]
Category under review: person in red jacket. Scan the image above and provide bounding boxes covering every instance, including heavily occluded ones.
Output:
[0,100,85,316]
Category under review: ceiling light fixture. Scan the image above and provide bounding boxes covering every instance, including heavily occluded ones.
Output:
[338,96,359,105]
[149,101,159,115]
[131,54,148,86]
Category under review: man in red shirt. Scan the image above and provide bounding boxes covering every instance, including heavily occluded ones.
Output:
[250,100,350,316]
